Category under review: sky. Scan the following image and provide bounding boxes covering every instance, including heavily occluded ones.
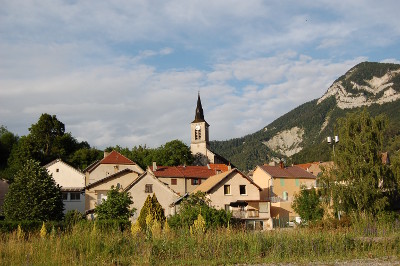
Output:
[1,1,400,149]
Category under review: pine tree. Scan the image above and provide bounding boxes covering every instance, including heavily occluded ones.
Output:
[137,194,165,231]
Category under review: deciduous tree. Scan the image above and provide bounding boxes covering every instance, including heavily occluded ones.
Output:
[292,186,324,223]
[322,109,395,216]
[94,186,134,221]
[3,159,64,221]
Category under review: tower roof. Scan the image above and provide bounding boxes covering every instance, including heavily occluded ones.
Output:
[192,93,208,124]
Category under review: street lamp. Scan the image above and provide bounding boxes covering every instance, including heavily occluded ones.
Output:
[327,135,339,157]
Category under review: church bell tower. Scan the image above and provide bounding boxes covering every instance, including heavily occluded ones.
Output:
[190,93,209,156]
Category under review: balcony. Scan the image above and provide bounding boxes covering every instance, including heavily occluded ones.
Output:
[232,209,259,219]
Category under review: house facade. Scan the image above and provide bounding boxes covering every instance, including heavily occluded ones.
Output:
[149,164,216,195]
[84,150,144,185]
[45,159,86,214]
[85,168,141,217]
[193,168,271,230]
[252,163,316,225]
[125,171,180,220]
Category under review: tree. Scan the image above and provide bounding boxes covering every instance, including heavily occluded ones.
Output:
[292,186,324,223]
[68,148,103,170]
[154,140,194,166]
[3,159,64,221]
[94,186,134,220]
[168,191,231,229]
[137,194,166,230]
[322,109,395,216]
[28,113,65,158]
[0,126,18,170]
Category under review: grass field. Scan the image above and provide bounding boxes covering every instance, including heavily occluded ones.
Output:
[0,219,399,265]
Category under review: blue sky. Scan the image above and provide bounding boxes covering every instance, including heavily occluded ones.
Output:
[1,0,400,149]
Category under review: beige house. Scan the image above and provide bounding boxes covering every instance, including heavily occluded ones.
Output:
[193,168,271,230]
[149,163,217,195]
[84,150,144,185]
[85,168,141,217]
[45,159,85,214]
[124,171,180,220]
[252,163,316,225]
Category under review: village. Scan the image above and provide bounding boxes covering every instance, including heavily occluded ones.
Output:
[15,93,329,231]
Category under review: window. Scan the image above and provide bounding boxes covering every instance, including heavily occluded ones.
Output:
[224,185,231,195]
[195,127,201,140]
[295,179,300,187]
[62,192,68,200]
[191,178,201,185]
[56,168,59,172]
[171,179,177,185]
[97,193,107,205]
[70,192,80,201]
[240,185,246,195]
[224,204,230,212]
[283,191,288,201]
[280,178,285,187]
[145,184,153,193]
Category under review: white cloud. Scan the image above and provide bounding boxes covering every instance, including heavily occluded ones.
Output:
[0,1,399,150]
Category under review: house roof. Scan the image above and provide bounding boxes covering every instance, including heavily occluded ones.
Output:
[84,150,139,173]
[193,168,262,194]
[100,150,135,165]
[85,168,139,189]
[258,165,316,179]
[208,163,230,173]
[149,165,215,179]
[123,171,180,197]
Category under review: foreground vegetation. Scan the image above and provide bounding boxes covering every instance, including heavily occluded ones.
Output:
[1,217,400,265]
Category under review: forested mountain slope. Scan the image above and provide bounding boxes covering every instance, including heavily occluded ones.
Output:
[210,62,400,171]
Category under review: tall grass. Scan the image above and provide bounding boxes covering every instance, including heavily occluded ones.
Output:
[0,220,399,265]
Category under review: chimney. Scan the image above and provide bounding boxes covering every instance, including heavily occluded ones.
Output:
[152,162,157,171]
[279,161,284,169]
[228,164,232,171]
[104,151,110,158]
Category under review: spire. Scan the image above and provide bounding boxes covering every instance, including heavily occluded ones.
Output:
[194,92,204,121]
[192,92,209,125]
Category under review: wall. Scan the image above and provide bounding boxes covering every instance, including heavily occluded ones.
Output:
[208,172,261,210]
[47,161,85,188]
[87,164,143,185]
[127,173,179,220]
[85,171,139,211]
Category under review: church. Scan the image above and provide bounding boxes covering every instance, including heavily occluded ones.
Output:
[190,93,231,166]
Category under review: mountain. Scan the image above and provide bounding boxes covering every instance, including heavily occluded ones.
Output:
[210,62,400,171]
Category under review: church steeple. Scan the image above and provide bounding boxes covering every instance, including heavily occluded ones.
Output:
[193,92,208,123]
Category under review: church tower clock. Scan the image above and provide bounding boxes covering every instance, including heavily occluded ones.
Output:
[190,93,209,156]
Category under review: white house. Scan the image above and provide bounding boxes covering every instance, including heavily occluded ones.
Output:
[45,159,85,214]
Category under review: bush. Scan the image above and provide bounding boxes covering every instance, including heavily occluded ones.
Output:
[0,220,64,233]
[168,192,231,229]
[64,210,85,228]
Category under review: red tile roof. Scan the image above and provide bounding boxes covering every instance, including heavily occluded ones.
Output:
[150,165,215,179]
[259,165,316,179]
[208,164,230,173]
[100,150,135,165]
